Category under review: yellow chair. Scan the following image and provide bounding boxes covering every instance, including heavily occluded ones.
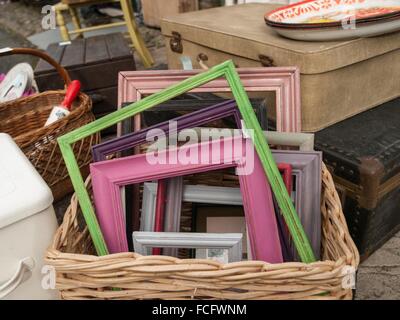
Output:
[55,0,154,67]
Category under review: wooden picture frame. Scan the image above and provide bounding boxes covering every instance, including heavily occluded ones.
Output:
[150,162,292,233]
[144,149,322,259]
[132,232,243,263]
[273,150,322,258]
[129,97,269,130]
[142,184,249,259]
[118,67,301,134]
[278,163,292,195]
[92,100,243,162]
[141,183,243,232]
[191,127,314,151]
[91,101,303,242]
[192,204,248,259]
[92,99,244,235]
[90,136,284,263]
[58,60,314,262]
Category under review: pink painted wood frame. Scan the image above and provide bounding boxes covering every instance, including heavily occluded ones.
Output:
[278,163,293,195]
[90,136,283,263]
[118,67,301,134]
[153,179,167,255]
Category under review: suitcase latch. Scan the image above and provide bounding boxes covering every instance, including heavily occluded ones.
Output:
[170,32,183,54]
[259,54,275,67]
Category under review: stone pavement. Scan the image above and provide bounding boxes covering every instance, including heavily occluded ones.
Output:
[355,233,400,300]
[0,27,37,74]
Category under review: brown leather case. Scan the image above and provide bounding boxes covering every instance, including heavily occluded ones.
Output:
[315,98,400,261]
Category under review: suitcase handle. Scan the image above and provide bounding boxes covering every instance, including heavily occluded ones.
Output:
[196,53,273,69]
[0,257,35,299]
[196,53,210,70]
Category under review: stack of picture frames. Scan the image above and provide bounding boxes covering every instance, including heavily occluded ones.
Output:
[58,61,322,265]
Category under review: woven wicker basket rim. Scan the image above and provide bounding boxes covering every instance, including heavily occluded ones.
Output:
[47,163,360,267]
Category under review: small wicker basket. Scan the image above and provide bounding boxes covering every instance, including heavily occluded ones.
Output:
[0,48,99,201]
[45,163,359,300]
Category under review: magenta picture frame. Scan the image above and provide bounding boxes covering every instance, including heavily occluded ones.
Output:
[91,100,244,237]
[90,135,284,263]
[118,67,302,134]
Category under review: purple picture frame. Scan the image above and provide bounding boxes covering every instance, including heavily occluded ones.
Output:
[272,150,322,259]
[90,136,283,263]
[91,99,244,244]
[92,100,242,162]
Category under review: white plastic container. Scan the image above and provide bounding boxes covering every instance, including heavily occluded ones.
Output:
[0,133,59,300]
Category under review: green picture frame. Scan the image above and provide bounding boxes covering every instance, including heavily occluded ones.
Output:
[57,60,315,263]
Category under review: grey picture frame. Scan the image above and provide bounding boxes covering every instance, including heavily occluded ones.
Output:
[142,148,322,259]
[132,232,243,263]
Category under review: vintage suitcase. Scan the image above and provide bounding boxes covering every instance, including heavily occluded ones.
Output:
[315,98,400,261]
[34,33,136,124]
[142,0,198,28]
[161,3,400,132]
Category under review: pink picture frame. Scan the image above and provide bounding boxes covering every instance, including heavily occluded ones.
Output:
[90,136,283,263]
[118,67,301,134]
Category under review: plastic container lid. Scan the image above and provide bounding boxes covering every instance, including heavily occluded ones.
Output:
[0,133,53,229]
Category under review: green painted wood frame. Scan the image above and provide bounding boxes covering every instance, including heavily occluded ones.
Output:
[57,60,315,263]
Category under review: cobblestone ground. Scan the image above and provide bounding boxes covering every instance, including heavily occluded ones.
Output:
[0,0,167,69]
[1,0,400,301]
[0,26,37,73]
[0,1,45,38]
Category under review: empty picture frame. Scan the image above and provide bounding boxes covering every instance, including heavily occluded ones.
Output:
[151,162,292,238]
[92,99,244,236]
[147,149,322,258]
[278,163,292,195]
[58,60,314,262]
[92,100,243,162]
[273,150,322,259]
[118,67,302,134]
[131,97,269,130]
[141,183,243,232]
[132,232,243,263]
[192,205,248,259]
[190,128,315,151]
[90,135,284,263]
[144,181,290,260]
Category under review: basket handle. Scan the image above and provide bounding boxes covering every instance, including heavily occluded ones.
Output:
[0,47,71,87]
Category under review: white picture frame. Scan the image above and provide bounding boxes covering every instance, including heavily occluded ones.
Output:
[155,128,315,152]
[141,183,243,232]
[132,232,243,263]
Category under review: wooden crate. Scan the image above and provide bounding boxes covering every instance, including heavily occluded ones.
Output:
[142,0,198,28]
[34,33,136,133]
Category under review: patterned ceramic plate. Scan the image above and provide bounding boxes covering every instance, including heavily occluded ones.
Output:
[0,63,33,103]
[265,0,400,27]
[270,15,400,41]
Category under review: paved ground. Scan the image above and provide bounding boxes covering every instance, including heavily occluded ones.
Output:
[0,26,37,73]
[356,234,400,299]
[1,0,400,300]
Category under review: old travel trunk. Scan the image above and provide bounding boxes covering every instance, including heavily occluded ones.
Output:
[315,98,400,261]
[161,3,400,132]
[34,33,136,125]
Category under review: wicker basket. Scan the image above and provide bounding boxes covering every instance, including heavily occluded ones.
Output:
[0,48,99,201]
[45,163,360,300]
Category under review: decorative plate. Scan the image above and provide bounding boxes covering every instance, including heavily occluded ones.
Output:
[265,0,400,27]
[0,63,33,103]
[271,15,400,41]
